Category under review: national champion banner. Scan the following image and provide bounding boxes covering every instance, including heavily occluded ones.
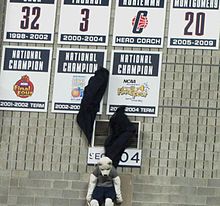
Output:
[3,0,57,43]
[51,48,107,113]
[112,0,167,48]
[58,0,112,45]
[107,50,162,117]
[0,46,52,112]
[167,0,220,49]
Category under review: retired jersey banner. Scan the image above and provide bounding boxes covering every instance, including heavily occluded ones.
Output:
[58,0,111,45]
[0,46,52,112]
[3,0,57,43]
[51,48,107,113]
[112,0,167,48]
[107,50,162,117]
[168,0,220,49]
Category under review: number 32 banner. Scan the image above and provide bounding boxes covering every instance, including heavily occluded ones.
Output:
[3,0,57,43]
[58,0,112,45]
[168,0,220,49]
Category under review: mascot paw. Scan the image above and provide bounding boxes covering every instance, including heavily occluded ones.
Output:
[86,195,92,202]
[116,196,123,204]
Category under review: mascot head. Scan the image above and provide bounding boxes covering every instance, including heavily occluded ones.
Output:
[97,156,112,176]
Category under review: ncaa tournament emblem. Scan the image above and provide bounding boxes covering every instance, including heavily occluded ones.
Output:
[13,75,34,98]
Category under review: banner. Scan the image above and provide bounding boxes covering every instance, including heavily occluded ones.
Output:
[167,0,220,49]
[87,147,142,167]
[58,0,112,45]
[107,50,162,117]
[3,0,57,43]
[0,46,52,112]
[112,0,167,48]
[51,48,107,113]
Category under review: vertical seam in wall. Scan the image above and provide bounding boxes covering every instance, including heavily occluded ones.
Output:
[60,114,65,171]
[176,108,181,177]
[211,110,217,178]
[24,112,30,170]
[15,112,22,170]
[148,117,154,176]
[0,112,2,153]
[7,111,13,170]
[33,112,38,171]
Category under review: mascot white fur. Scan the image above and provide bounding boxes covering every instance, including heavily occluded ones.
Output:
[86,156,123,206]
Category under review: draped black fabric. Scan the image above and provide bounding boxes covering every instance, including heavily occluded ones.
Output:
[104,106,136,168]
[77,67,109,145]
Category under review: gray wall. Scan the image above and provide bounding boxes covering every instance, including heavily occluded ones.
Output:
[0,1,220,206]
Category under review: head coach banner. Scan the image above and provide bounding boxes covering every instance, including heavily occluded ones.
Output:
[58,0,112,46]
[3,0,57,43]
[0,46,52,112]
[167,0,220,49]
[107,50,162,117]
[112,0,167,48]
[51,48,107,113]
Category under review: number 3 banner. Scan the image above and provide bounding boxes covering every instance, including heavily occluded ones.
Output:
[58,0,112,45]
[168,0,220,49]
[3,0,57,43]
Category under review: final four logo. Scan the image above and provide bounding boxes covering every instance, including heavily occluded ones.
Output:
[117,79,150,102]
[13,75,34,98]
[132,11,148,33]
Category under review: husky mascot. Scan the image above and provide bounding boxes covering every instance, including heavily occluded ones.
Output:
[86,156,123,206]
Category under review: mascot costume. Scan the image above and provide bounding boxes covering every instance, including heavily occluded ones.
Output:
[86,156,123,206]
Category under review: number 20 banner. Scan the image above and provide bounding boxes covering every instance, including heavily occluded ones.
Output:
[168,0,220,49]
[3,0,57,43]
[58,0,112,46]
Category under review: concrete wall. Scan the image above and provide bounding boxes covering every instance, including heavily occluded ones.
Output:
[0,1,220,205]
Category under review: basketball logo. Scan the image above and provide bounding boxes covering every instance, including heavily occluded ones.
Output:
[132,11,148,34]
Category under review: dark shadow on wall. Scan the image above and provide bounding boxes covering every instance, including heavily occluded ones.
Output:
[0,0,7,145]
[0,0,6,48]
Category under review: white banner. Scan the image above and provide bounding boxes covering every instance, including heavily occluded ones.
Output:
[51,48,107,113]
[87,147,142,167]
[3,0,57,43]
[58,0,112,45]
[167,0,220,49]
[112,0,167,48]
[107,50,162,117]
[0,46,52,112]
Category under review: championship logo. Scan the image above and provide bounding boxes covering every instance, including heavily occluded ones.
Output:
[71,75,85,101]
[13,75,34,98]
[117,81,150,102]
[132,11,148,33]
